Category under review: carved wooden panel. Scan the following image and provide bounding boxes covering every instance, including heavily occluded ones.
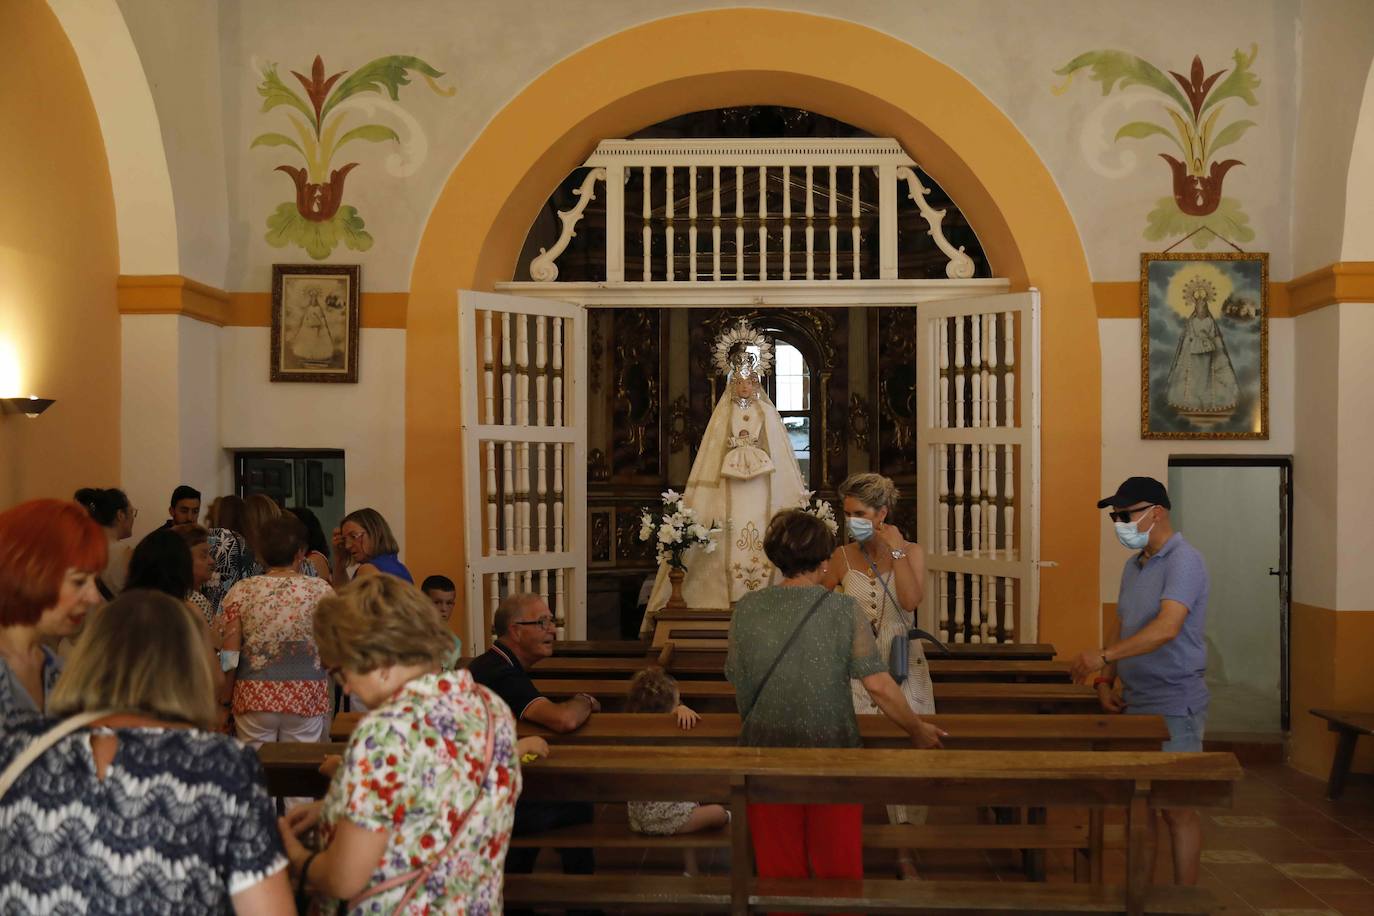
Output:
[609,309,664,480]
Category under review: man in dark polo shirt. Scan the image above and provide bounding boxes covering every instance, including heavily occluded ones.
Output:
[468,593,600,913]
[1072,476,1210,886]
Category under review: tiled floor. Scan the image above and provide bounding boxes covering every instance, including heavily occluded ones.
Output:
[579,763,1374,914]
[901,763,1374,915]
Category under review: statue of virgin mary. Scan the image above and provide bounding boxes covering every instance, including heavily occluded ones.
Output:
[639,321,808,635]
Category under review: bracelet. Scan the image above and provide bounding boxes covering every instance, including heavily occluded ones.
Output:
[1092,677,1113,688]
[297,851,319,900]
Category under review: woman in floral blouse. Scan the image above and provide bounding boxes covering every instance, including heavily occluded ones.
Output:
[221,515,333,747]
[279,574,522,914]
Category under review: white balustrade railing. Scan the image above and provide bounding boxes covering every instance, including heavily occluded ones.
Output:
[528,138,975,283]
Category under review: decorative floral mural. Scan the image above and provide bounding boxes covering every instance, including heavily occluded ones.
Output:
[252,55,452,259]
[1054,46,1260,249]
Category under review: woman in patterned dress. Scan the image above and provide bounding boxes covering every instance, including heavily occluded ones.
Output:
[279,574,521,914]
[0,589,294,914]
[221,514,333,748]
[823,473,934,880]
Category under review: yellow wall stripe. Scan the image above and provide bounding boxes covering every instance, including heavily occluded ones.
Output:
[118,275,407,328]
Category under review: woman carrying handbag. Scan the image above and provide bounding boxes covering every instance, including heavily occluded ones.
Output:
[822,473,937,881]
[279,575,521,914]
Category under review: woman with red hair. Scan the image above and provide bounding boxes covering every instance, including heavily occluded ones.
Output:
[0,499,107,718]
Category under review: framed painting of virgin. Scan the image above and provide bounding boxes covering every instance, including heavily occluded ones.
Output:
[1140,251,1268,439]
[270,264,360,382]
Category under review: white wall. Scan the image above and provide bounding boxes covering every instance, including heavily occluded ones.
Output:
[48,0,179,276]
[120,314,228,539]
[1098,317,1296,604]
[1290,0,1374,275]
[121,315,180,539]
[218,327,407,553]
[177,316,231,503]
[115,0,231,287]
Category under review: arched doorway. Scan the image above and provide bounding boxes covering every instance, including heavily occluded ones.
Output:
[406,8,1099,656]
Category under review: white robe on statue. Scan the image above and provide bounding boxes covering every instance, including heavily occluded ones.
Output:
[640,386,807,635]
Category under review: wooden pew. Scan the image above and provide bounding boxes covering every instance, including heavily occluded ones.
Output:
[649,608,1058,661]
[277,713,1168,882]
[554,639,650,657]
[326,711,1167,747]
[526,678,1100,714]
[514,654,1075,683]
[507,745,1239,914]
[1309,708,1374,799]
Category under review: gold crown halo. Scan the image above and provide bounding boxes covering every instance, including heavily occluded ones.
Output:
[710,320,774,378]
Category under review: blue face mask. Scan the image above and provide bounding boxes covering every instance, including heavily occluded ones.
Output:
[1114,515,1155,551]
[846,517,875,542]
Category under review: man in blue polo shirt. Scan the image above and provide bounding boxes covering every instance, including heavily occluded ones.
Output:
[1071,476,1209,886]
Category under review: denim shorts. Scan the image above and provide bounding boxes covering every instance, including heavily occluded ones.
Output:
[1161,710,1208,752]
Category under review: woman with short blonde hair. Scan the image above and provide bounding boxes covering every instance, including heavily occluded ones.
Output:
[280,575,519,913]
[0,590,294,914]
[824,472,934,879]
[330,506,413,584]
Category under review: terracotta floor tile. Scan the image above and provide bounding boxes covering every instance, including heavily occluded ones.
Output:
[1237,878,1336,909]
[1313,889,1374,915]
[1205,849,1270,865]
[1294,875,1374,897]
[1276,863,1364,881]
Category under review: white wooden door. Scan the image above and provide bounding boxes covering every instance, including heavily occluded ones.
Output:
[458,290,586,651]
[916,291,1041,643]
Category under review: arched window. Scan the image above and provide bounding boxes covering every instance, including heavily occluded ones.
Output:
[765,340,812,483]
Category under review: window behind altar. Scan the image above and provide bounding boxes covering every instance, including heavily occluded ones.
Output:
[517,107,991,639]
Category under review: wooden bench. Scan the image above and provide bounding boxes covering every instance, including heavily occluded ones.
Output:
[554,639,650,657]
[326,710,1167,747]
[648,609,1058,661]
[1310,708,1374,799]
[524,678,1100,714]
[512,654,1074,683]
[271,713,1167,883]
[507,745,1239,915]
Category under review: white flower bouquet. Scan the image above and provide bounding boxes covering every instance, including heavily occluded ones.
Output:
[639,489,721,570]
[798,489,839,535]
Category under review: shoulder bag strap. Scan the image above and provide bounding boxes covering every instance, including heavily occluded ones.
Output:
[740,590,830,727]
[345,690,498,913]
[0,709,118,801]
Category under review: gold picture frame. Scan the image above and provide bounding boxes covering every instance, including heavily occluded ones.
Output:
[1140,251,1268,439]
[271,264,360,383]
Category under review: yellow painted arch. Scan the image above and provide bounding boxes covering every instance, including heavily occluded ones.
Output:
[408,8,1100,655]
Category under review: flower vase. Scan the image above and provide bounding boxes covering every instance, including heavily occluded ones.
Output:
[666,565,687,610]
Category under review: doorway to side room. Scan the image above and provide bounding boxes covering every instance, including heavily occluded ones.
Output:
[1168,457,1292,739]
[234,449,346,553]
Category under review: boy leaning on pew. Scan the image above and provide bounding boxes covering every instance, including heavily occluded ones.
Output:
[625,667,731,875]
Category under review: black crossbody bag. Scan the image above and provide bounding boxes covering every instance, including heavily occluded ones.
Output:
[858,550,949,684]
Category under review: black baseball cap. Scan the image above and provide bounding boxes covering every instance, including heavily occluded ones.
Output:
[1097,476,1170,510]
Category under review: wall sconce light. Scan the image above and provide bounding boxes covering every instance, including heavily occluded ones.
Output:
[1,396,55,419]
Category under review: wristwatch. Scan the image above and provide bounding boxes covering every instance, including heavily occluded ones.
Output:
[890,548,907,560]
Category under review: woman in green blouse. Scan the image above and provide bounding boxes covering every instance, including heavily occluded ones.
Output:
[725,509,944,887]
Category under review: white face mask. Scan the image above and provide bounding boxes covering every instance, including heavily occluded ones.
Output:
[846,517,875,542]
[1114,510,1155,551]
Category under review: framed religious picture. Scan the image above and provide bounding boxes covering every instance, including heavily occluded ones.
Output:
[1140,251,1268,439]
[271,264,360,382]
